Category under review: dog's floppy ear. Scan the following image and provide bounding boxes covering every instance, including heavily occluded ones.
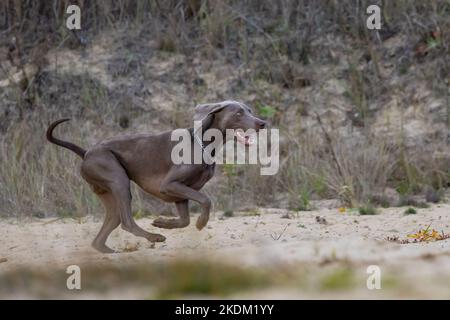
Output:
[193,101,229,131]
[193,102,229,122]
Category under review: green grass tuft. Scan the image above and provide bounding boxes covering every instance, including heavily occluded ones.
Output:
[404,207,417,215]
[358,204,378,215]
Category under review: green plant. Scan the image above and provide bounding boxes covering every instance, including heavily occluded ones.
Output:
[295,187,312,211]
[358,203,377,215]
[404,207,417,215]
[257,104,277,119]
[426,36,441,51]
[223,209,234,217]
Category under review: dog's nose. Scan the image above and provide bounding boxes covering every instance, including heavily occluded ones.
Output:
[257,119,267,129]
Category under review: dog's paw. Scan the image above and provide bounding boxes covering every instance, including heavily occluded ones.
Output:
[92,242,117,254]
[146,233,166,243]
[196,215,209,230]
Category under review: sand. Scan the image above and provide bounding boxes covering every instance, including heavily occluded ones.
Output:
[1,204,450,298]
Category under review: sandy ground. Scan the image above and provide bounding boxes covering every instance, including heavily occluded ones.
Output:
[1,204,450,299]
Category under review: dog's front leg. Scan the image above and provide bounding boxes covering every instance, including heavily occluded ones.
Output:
[159,181,211,230]
[153,200,190,229]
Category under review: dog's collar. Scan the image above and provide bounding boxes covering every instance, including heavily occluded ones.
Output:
[193,131,215,165]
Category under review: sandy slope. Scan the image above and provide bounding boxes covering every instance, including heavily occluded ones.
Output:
[1,204,450,298]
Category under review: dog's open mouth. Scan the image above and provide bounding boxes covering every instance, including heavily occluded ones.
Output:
[235,130,256,146]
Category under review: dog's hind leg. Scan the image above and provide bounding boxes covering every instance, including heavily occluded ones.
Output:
[81,149,165,252]
[111,180,165,243]
[92,192,120,253]
[152,200,190,229]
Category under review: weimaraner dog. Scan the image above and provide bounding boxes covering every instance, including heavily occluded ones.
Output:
[47,101,266,253]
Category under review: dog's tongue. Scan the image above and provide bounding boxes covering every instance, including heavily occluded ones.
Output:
[236,131,255,145]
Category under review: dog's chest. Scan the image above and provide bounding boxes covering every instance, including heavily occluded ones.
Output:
[187,165,215,190]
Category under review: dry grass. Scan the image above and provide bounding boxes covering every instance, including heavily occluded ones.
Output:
[0,116,99,217]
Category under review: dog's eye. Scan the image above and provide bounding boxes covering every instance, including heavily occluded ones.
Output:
[236,112,242,117]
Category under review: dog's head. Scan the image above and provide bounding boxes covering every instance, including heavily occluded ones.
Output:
[193,100,266,145]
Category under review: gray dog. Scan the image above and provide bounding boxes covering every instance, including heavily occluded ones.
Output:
[47,101,266,253]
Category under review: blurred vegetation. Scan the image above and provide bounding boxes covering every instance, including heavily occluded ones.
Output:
[0,258,405,299]
[1,258,443,298]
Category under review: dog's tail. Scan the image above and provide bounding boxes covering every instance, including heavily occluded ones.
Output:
[46,119,86,158]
